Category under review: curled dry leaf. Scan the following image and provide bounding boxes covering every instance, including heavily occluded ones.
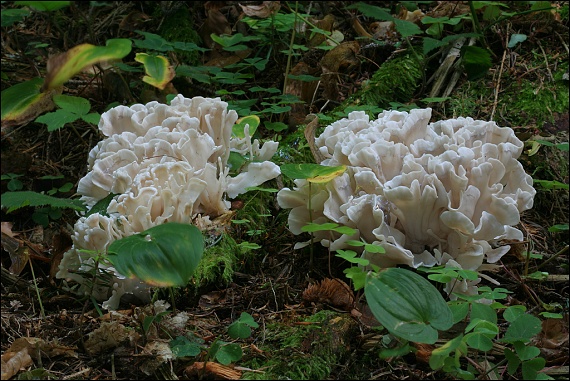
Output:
[239,1,280,18]
[1,347,32,381]
[302,277,355,311]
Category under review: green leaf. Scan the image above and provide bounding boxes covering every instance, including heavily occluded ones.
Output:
[504,347,521,374]
[1,8,31,27]
[86,193,118,217]
[1,191,85,213]
[448,301,470,324]
[548,224,569,232]
[14,1,70,11]
[35,109,80,131]
[1,78,56,127]
[348,3,393,21]
[503,314,542,343]
[464,331,494,351]
[82,112,101,125]
[280,163,346,183]
[54,94,91,115]
[170,335,204,358]
[134,53,174,90]
[134,31,173,51]
[461,45,492,80]
[227,312,258,339]
[365,268,453,344]
[514,342,541,361]
[393,19,423,37]
[44,38,132,90]
[106,223,204,288]
[429,334,464,369]
[522,357,547,380]
[214,342,243,365]
[265,121,288,132]
[504,305,526,322]
[232,115,260,138]
[470,303,497,325]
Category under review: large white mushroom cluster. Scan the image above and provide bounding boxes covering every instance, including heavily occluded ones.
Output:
[57,95,280,309]
[277,108,536,295]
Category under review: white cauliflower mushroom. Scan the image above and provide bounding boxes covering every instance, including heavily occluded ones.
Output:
[57,96,280,309]
[277,108,536,296]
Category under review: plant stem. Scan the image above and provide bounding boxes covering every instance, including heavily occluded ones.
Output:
[28,256,46,319]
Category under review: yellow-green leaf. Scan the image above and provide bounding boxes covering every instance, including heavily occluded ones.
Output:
[1,78,59,128]
[232,115,260,138]
[308,165,346,183]
[134,53,175,90]
[44,39,132,90]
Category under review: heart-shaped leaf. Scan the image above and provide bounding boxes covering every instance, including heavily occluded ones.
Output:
[1,78,58,128]
[107,222,204,287]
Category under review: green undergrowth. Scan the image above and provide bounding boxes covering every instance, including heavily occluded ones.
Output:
[242,310,359,380]
[156,5,202,66]
[448,49,568,128]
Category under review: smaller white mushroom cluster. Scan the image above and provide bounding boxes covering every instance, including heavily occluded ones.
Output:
[277,108,535,295]
[57,96,280,309]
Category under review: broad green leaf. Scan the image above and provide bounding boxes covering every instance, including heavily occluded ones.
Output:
[548,224,569,232]
[514,342,541,361]
[280,163,346,183]
[1,8,31,27]
[53,94,91,115]
[521,357,547,380]
[365,268,453,344]
[461,45,492,81]
[106,222,204,287]
[134,53,174,90]
[503,305,526,322]
[470,302,497,325]
[464,331,494,351]
[134,30,173,51]
[227,312,258,339]
[448,300,470,324]
[265,121,288,132]
[35,109,80,131]
[44,38,132,90]
[82,112,101,125]
[393,19,423,37]
[348,3,393,21]
[1,78,57,127]
[14,1,70,11]
[214,342,243,365]
[232,115,260,138]
[503,314,542,343]
[86,193,118,217]
[170,336,203,357]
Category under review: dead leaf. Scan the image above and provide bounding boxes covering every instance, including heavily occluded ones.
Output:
[320,41,360,101]
[200,2,232,50]
[84,321,140,356]
[239,1,280,18]
[285,61,320,127]
[307,14,335,47]
[303,114,326,163]
[1,346,32,380]
[302,277,355,311]
[185,361,242,380]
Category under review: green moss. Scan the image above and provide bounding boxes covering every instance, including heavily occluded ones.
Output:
[447,50,568,129]
[241,310,358,380]
[358,49,424,109]
[157,6,202,66]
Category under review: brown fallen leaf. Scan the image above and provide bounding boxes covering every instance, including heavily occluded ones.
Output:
[320,41,360,101]
[1,346,32,380]
[239,1,280,18]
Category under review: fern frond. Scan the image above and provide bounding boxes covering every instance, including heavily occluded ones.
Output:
[1,191,86,213]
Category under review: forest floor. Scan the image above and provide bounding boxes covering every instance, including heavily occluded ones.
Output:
[1,1,569,380]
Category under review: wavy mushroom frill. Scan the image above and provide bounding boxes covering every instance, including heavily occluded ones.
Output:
[277,108,536,294]
[57,96,280,309]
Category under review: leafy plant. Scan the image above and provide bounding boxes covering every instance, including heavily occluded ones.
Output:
[170,312,258,365]
[34,94,100,131]
[106,222,204,288]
